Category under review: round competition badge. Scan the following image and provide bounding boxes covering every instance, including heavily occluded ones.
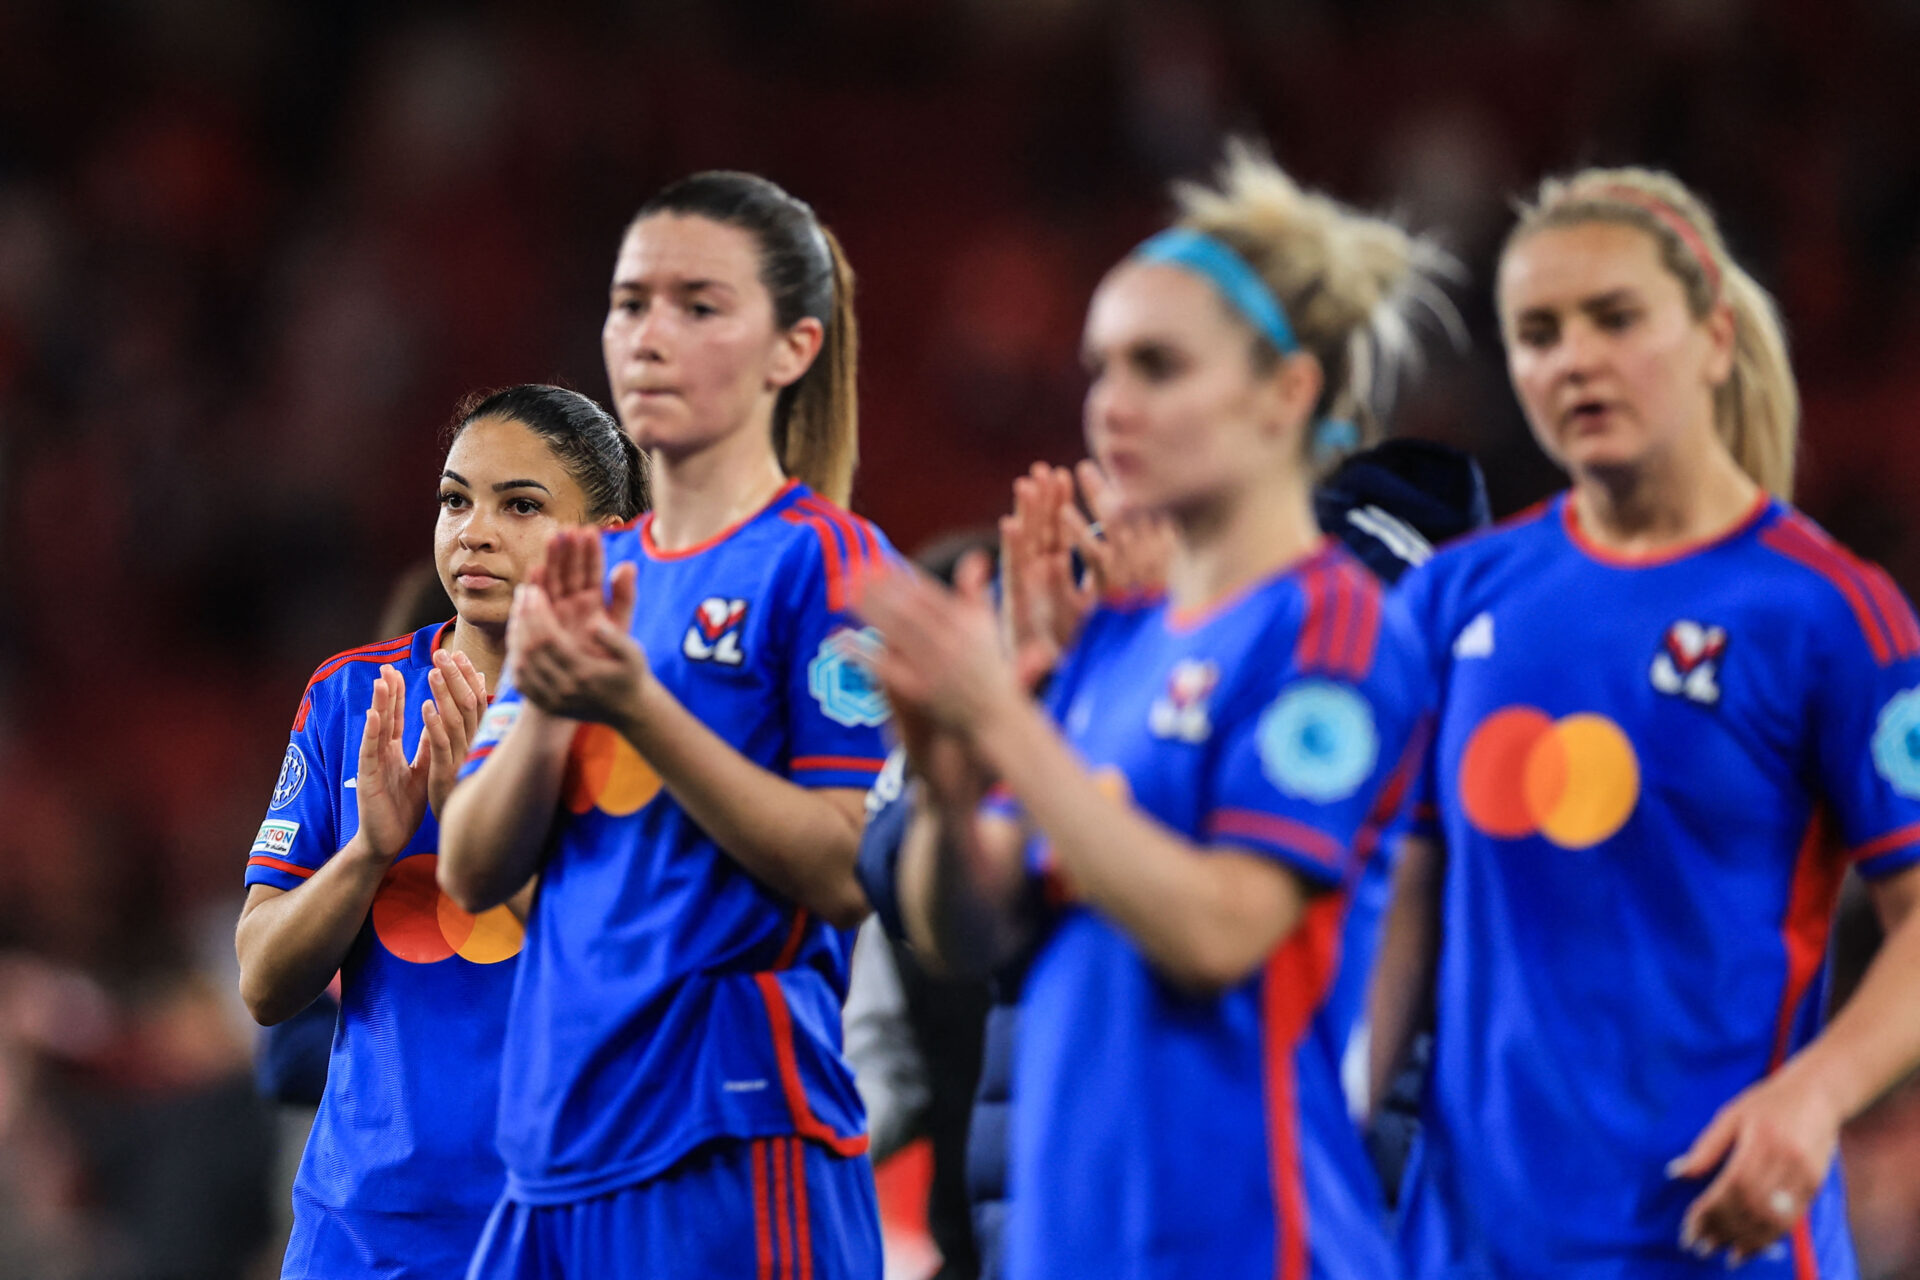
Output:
[1257,681,1378,803]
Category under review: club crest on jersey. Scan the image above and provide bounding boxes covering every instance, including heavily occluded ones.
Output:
[809,626,889,728]
[1148,659,1219,743]
[683,597,749,665]
[1871,686,1920,798]
[270,745,308,810]
[1258,680,1378,802]
[1650,620,1727,705]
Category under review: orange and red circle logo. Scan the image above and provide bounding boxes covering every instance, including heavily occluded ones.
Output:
[1458,707,1640,849]
[370,854,524,964]
[565,724,662,816]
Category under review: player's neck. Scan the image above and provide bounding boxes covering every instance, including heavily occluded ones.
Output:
[447,618,507,690]
[645,427,790,553]
[1570,437,1760,558]
[1165,471,1322,617]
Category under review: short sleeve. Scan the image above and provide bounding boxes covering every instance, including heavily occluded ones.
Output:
[1203,673,1400,889]
[1812,578,1920,880]
[782,519,895,790]
[245,688,343,892]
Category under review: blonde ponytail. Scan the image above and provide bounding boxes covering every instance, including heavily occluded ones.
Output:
[1169,139,1458,468]
[1503,167,1798,498]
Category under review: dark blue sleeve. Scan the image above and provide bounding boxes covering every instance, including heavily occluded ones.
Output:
[855,750,913,940]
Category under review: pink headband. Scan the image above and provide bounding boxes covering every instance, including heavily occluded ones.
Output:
[1591,184,1722,298]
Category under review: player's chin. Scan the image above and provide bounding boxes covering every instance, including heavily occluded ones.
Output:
[452,588,511,630]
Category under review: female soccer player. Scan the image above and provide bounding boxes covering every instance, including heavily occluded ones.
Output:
[1370,169,1920,1276]
[437,171,891,1278]
[234,385,644,1278]
[859,144,1446,1280]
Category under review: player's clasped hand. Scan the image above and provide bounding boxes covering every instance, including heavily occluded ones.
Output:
[1667,1066,1839,1266]
[858,556,1022,740]
[508,526,649,727]
[355,651,491,860]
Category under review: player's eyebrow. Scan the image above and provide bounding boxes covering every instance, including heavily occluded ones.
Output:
[441,469,469,486]
[492,479,552,494]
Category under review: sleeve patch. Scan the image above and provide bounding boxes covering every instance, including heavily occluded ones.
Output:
[808,627,889,728]
[251,819,301,858]
[1870,686,1920,798]
[472,701,522,754]
[1257,681,1378,802]
[270,745,309,811]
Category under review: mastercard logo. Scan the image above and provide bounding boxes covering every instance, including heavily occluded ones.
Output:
[1458,707,1640,849]
[370,854,523,964]
[564,724,662,816]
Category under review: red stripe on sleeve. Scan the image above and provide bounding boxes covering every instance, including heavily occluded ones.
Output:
[1760,520,1894,665]
[753,974,871,1158]
[1328,568,1357,676]
[789,755,885,776]
[1292,569,1328,672]
[1771,811,1848,1068]
[797,496,883,605]
[1343,568,1382,680]
[247,855,315,880]
[782,511,850,613]
[1863,564,1920,660]
[1851,820,1920,866]
[1208,809,1345,871]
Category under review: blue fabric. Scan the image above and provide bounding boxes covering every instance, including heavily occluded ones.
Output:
[854,751,911,941]
[1397,494,1920,1277]
[1003,546,1427,1280]
[254,993,336,1107]
[459,482,893,1209]
[1133,228,1301,354]
[245,621,520,1280]
[466,1138,881,1280]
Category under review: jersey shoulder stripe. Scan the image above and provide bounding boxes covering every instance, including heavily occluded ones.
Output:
[780,494,884,613]
[1293,554,1381,681]
[1758,513,1920,665]
[291,632,416,731]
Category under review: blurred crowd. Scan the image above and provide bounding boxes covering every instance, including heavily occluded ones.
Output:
[2,0,1919,1275]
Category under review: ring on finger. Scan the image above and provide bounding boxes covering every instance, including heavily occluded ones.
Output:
[1768,1189,1796,1218]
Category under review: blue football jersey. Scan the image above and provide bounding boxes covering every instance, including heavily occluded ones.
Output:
[1001,544,1429,1280]
[1397,494,1920,1279]
[459,480,894,1205]
[245,620,523,1280]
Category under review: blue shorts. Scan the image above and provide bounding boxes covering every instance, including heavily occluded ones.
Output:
[467,1137,881,1279]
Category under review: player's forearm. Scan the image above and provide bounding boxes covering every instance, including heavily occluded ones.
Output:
[970,696,1302,993]
[437,710,573,912]
[236,837,388,1025]
[1366,834,1442,1119]
[615,680,869,928]
[1779,871,1920,1123]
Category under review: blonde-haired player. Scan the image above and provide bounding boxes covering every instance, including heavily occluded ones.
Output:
[861,142,1449,1280]
[1371,168,1920,1275]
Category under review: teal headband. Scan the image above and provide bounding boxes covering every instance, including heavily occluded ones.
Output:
[1133,227,1300,355]
[1132,227,1357,458]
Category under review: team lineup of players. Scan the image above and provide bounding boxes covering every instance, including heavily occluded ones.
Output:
[233,147,1920,1280]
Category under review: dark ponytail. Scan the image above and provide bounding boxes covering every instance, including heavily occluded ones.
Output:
[634,171,859,505]
[446,384,648,522]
